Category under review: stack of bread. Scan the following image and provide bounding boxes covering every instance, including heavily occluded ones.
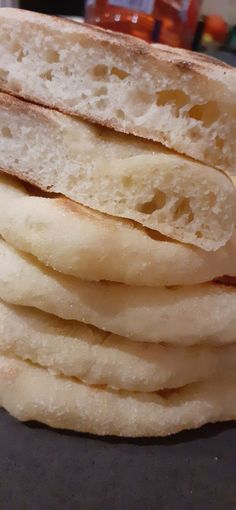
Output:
[0,8,235,437]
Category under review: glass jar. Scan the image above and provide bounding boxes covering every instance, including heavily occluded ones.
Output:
[85,0,203,48]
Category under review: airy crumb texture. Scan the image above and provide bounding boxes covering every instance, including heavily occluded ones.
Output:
[0,93,235,251]
[0,356,235,436]
[0,9,235,171]
[1,174,236,286]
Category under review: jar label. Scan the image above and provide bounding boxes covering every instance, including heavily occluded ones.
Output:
[108,0,155,15]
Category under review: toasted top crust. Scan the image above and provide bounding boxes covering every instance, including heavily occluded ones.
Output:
[0,8,236,173]
[1,8,235,94]
[0,89,236,252]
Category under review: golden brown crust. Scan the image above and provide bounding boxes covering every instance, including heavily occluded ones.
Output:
[0,166,51,194]
[0,8,235,163]
[0,90,231,189]
[215,276,236,286]
[0,85,150,140]
[1,9,234,82]
[0,90,59,123]
[0,90,156,148]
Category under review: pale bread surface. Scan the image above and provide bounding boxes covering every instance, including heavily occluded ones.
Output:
[1,174,236,285]
[0,239,236,345]
[0,356,235,437]
[0,9,235,171]
[0,94,235,251]
[1,300,236,392]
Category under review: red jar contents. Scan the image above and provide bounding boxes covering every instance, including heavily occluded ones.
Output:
[85,0,202,48]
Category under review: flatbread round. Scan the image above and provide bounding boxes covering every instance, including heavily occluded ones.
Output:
[0,356,235,437]
[1,300,235,392]
[0,239,236,345]
[0,174,236,286]
[0,90,235,252]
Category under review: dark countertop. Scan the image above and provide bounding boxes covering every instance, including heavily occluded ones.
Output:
[0,409,235,510]
[206,51,236,67]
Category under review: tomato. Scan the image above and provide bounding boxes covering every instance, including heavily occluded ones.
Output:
[204,15,228,43]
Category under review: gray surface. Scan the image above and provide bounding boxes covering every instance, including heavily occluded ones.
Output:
[206,50,236,67]
[0,409,235,509]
